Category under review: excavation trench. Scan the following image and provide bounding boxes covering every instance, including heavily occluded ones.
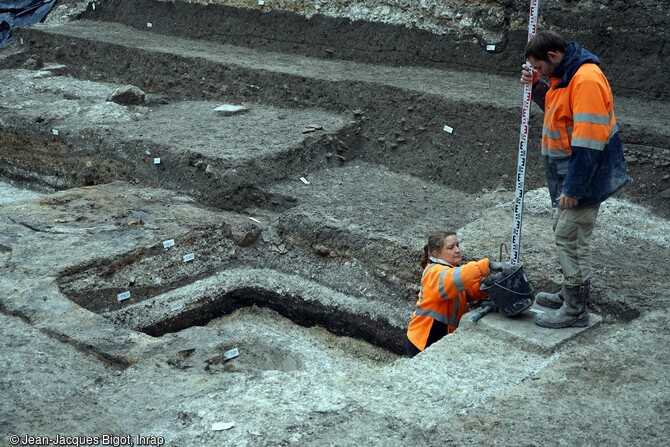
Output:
[0,119,349,213]
[2,0,660,383]
[12,21,669,215]
[138,287,404,354]
[58,251,408,357]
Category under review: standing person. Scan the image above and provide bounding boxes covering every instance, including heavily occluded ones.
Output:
[406,230,508,357]
[520,30,629,328]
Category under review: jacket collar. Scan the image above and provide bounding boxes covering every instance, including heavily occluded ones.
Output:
[429,256,458,267]
[552,41,601,89]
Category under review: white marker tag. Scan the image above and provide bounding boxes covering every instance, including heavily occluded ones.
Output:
[443,125,453,134]
[162,239,175,249]
[147,22,153,28]
[170,301,184,311]
[183,253,195,262]
[224,347,239,360]
[117,291,131,301]
[52,129,59,136]
[153,157,161,164]
[300,177,310,185]
[528,308,545,315]
[92,3,95,10]
[486,44,496,51]
[249,217,261,223]
[20,38,24,45]
[258,0,265,5]
[212,422,235,431]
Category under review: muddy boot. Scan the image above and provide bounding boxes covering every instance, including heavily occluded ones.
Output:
[535,287,564,309]
[535,284,589,328]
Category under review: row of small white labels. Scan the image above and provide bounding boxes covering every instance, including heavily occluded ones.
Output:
[116,239,191,301]
[27,31,492,53]
[115,213,262,302]
[52,125,455,138]
[52,130,162,162]
[52,133,301,183]
[145,15,495,51]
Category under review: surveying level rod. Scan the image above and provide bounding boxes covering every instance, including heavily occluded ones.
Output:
[510,82,532,265]
[509,0,539,265]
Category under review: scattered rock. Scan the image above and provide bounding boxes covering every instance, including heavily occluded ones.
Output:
[231,224,262,247]
[302,124,324,134]
[41,63,68,76]
[24,55,44,70]
[145,94,169,106]
[213,104,250,116]
[107,85,146,105]
[313,244,332,256]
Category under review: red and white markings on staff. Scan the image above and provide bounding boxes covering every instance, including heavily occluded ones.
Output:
[510,0,540,265]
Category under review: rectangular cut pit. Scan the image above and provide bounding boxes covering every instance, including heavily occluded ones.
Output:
[160,305,398,375]
[103,268,410,356]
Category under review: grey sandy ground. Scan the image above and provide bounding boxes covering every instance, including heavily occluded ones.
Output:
[1,12,669,447]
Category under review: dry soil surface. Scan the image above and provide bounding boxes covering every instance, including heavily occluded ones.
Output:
[1,1,669,446]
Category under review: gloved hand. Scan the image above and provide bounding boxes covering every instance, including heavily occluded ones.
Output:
[481,272,504,287]
[489,261,508,272]
[489,261,516,278]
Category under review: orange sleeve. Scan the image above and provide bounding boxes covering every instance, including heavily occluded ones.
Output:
[570,66,614,148]
[460,259,490,301]
[420,259,490,304]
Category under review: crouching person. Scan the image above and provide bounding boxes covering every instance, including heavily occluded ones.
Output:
[406,230,508,357]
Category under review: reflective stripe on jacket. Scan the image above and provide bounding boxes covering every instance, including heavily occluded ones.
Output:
[533,42,629,208]
[407,258,490,351]
[542,62,617,157]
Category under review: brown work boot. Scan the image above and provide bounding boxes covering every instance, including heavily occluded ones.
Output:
[535,288,564,309]
[535,284,589,329]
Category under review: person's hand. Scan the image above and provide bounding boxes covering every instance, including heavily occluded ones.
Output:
[558,193,578,210]
[521,63,538,85]
[489,261,509,272]
[481,273,503,287]
[489,261,516,279]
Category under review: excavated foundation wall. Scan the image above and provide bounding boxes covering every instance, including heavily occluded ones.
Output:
[179,0,513,40]
[42,1,667,100]
[2,2,670,445]
[134,0,668,100]
[20,0,667,214]
[1,0,667,340]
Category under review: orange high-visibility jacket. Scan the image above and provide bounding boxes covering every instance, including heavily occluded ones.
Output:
[407,258,490,351]
[541,63,615,159]
[531,42,629,208]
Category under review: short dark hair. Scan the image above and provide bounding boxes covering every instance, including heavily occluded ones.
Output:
[525,30,568,62]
